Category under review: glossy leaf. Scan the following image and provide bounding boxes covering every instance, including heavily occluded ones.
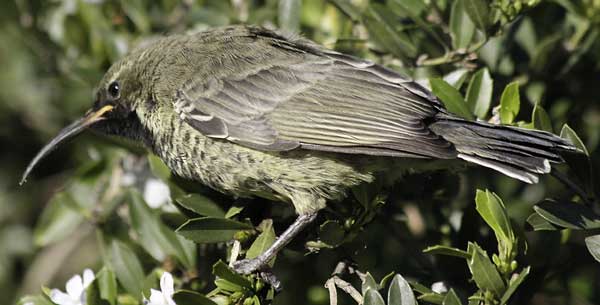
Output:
[467,243,505,297]
[430,78,474,120]
[388,274,417,305]
[175,193,225,218]
[475,189,514,243]
[444,69,470,89]
[246,219,277,260]
[173,290,218,305]
[532,103,553,132]
[176,217,253,243]
[534,200,600,229]
[560,124,589,156]
[500,266,530,304]
[364,288,386,305]
[362,272,380,295]
[442,289,462,305]
[462,0,490,32]
[423,245,471,259]
[110,240,145,299]
[212,261,253,289]
[466,68,493,119]
[450,0,475,49]
[500,82,520,124]
[585,235,600,263]
[526,213,560,231]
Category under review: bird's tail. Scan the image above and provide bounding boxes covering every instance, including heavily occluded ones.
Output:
[429,116,578,184]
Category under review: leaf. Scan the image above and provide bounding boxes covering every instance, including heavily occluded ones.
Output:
[560,124,589,156]
[362,272,379,295]
[430,78,474,120]
[87,278,110,305]
[462,0,490,32]
[526,213,560,231]
[388,274,417,305]
[175,193,225,218]
[246,219,276,261]
[148,154,171,180]
[98,267,117,305]
[499,82,520,124]
[173,290,218,305]
[466,68,493,119]
[475,190,514,243]
[278,0,301,32]
[467,243,505,297]
[225,206,244,219]
[362,4,417,60]
[449,0,475,49]
[500,266,530,304]
[444,69,470,89]
[212,261,253,289]
[364,288,386,305]
[17,295,55,305]
[534,200,600,230]
[176,217,253,243]
[532,103,552,132]
[423,245,471,259]
[442,289,463,305]
[585,235,600,263]
[329,0,362,21]
[33,191,84,247]
[119,0,150,33]
[128,190,195,267]
[110,240,145,299]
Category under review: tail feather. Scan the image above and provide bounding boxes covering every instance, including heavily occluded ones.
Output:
[429,117,578,184]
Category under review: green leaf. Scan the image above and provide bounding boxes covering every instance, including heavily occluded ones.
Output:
[418,293,445,304]
[462,0,490,32]
[449,0,475,49]
[128,190,195,267]
[110,240,145,299]
[500,266,530,304]
[442,289,463,305]
[466,68,493,119]
[500,82,520,124]
[560,124,589,156]
[444,69,470,89]
[175,193,225,218]
[362,272,379,295]
[176,217,253,243]
[148,154,172,180]
[423,245,471,259]
[467,243,505,297]
[430,78,474,120]
[33,192,83,247]
[362,4,417,60]
[18,295,55,305]
[328,0,363,21]
[173,290,218,305]
[475,190,514,243]
[534,200,600,230]
[278,0,301,32]
[532,103,553,132]
[526,213,560,231]
[246,219,277,261]
[87,278,110,305]
[585,235,600,263]
[364,288,386,305]
[98,267,117,305]
[388,274,417,305]
[119,0,150,33]
[225,206,244,219]
[212,261,253,289]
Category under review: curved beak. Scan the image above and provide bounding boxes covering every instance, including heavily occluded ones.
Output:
[20,105,114,185]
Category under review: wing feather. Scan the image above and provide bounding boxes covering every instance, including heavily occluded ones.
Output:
[174,28,456,159]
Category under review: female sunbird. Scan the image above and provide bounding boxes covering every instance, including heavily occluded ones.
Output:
[22,26,576,277]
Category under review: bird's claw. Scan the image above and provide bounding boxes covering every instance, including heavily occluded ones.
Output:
[231,259,282,292]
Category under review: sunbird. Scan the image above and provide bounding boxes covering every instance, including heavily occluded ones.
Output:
[22,25,576,277]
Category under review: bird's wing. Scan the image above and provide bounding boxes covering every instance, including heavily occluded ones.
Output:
[174,29,456,159]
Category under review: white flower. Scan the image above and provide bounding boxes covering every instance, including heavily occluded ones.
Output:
[143,178,172,209]
[144,272,176,305]
[50,269,95,305]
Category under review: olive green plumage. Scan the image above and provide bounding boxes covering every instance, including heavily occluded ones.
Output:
[23,25,578,277]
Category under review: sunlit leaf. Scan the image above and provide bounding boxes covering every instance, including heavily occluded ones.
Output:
[500,82,520,124]
[442,289,462,305]
[364,288,386,305]
[467,243,505,297]
[430,78,474,119]
[532,103,552,132]
[585,235,600,263]
[450,0,475,49]
[388,274,417,305]
[462,0,490,32]
[466,68,493,119]
[362,272,379,295]
[500,266,530,304]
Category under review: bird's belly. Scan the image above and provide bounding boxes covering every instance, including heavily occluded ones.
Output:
[151,125,373,213]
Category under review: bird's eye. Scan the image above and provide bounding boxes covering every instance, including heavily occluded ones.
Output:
[108,81,120,99]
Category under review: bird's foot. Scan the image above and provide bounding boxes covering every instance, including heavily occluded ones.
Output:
[232,258,282,291]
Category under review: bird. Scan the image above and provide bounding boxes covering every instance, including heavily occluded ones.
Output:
[21,25,577,278]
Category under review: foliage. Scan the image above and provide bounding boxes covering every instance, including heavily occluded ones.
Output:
[1,0,599,305]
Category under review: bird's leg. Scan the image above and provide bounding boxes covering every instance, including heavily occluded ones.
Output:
[232,212,318,277]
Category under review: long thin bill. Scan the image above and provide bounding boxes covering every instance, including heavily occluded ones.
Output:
[20,105,113,185]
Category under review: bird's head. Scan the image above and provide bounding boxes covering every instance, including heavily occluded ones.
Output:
[21,54,148,185]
